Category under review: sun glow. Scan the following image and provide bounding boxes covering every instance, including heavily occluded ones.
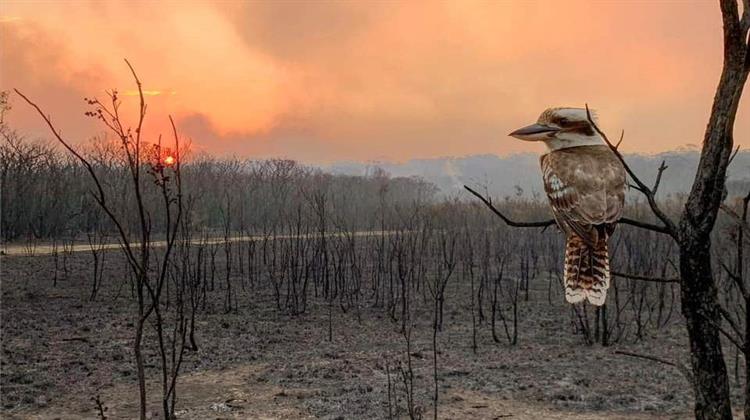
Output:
[163,155,176,166]
[3,1,748,161]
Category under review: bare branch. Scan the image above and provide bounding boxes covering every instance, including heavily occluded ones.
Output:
[611,271,680,284]
[720,261,747,297]
[465,187,673,235]
[614,351,692,383]
[720,204,750,235]
[615,130,624,150]
[585,104,678,238]
[463,185,555,228]
[690,295,746,353]
[702,311,745,352]
[728,145,742,165]
[652,161,668,194]
[618,217,673,235]
[718,304,744,344]
[124,58,146,164]
[614,350,679,367]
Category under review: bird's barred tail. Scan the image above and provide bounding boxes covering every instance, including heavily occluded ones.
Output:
[564,234,610,306]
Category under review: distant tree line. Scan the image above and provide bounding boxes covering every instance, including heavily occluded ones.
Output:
[0,130,438,243]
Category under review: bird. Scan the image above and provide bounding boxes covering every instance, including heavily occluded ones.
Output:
[509,107,626,306]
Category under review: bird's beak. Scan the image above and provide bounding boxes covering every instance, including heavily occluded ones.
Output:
[508,123,559,141]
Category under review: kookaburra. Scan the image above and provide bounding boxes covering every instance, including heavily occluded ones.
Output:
[509,107,626,306]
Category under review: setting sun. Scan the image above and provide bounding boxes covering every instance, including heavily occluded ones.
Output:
[2,1,748,162]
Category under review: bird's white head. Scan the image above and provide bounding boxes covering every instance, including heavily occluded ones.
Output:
[509,107,604,151]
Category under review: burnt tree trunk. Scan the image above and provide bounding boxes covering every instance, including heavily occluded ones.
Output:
[679,238,732,419]
[678,1,748,418]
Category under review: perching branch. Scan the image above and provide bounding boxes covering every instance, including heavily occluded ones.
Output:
[464,184,673,235]
[463,185,555,228]
[618,217,674,235]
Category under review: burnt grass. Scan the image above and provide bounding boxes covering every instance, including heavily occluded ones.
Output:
[0,248,741,419]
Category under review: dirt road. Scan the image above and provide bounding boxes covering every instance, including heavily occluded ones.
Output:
[1,230,401,256]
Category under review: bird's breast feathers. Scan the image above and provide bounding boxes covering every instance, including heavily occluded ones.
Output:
[540,145,626,242]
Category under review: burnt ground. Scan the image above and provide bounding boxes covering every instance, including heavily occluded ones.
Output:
[0,248,737,419]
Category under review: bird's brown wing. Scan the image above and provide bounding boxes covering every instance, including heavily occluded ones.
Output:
[540,145,626,246]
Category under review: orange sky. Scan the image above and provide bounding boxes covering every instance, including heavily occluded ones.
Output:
[2,1,748,163]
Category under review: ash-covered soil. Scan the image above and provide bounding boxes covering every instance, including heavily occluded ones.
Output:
[0,249,730,419]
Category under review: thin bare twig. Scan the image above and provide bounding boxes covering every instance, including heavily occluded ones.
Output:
[718,305,744,345]
[720,204,750,236]
[721,261,747,297]
[585,104,678,238]
[728,145,742,165]
[652,161,668,195]
[614,350,692,383]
